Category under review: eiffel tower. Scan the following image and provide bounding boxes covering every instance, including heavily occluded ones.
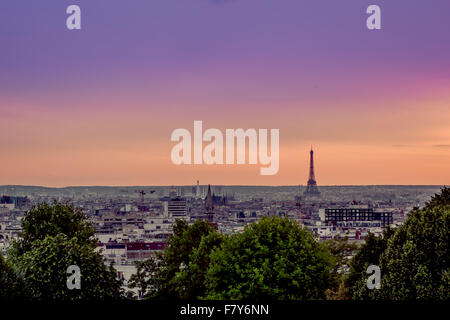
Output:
[303,148,321,196]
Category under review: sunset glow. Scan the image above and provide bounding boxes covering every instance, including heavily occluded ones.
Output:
[1,0,449,186]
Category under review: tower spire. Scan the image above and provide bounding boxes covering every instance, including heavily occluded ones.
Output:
[205,184,215,222]
[304,147,320,196]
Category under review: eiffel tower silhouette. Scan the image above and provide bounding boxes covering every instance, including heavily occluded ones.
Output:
[304,148,321,196]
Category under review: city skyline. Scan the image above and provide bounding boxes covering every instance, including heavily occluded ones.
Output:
[1,0,449,187]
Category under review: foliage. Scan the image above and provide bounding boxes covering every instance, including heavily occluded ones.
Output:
[350,187,450,300]
[204,217,334,300]
[347,228,395,299]
[377,189,450,300]
[0,254,30,299]
[129,219,223,299]
[176,231,224,299]
[425,186,450,208]
[12,234,122,300]
[323,236,358,299]
[11,201,96,257]
[7,201,123,300]
[128,253,164,299]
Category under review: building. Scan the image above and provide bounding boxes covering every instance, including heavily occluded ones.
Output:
[0,195,30,209]
[169,186,177,198]
[167,196,187,217]
[101,243,127,265]
[321,207,393,228]
[126,242,166,261]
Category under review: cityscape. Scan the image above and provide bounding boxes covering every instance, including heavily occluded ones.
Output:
[1,0,449,308]
[0,149,444,298]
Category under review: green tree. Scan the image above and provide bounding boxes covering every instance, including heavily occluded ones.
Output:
[128,253,164,299]
[129,219,223,299]
[176,231,224,299]
[12,234,122,300]
[347,228,395,300]
[11,201,96,256]
[350,187,450,300]
[204,217,334,300]
[323,236,358,299]
[7,202,123,300]
[377,188,450,300]
[0,254,30,299]
[426,186,450,207]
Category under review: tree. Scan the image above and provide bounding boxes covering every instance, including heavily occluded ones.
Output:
[129,219,223,299]
[349,187,450,300]
[0,254,30,299]
[377,188,450,300]
[175,231,224,299]
[425,186,450,207]
[323,236,358,299]
[204,217,334,300]
[7,202,123,300]
[11,201,96,256]
[128,253,164,299]
[347,228,395,300]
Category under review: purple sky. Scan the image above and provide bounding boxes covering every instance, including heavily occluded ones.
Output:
[2,0,449,100]
[1,0,449,186]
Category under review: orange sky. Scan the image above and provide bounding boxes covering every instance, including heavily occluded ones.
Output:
[1,90,449,187]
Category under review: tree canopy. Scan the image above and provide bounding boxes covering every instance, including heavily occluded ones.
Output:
[377,188,449,300]
[129,219,223,299]
[0,254,30,300]
[204,216,334,300]
[7,201,123,300]
[323,236,358,299]
[347,228,395,299]
[350,187,450,300]
[12,202,96,256]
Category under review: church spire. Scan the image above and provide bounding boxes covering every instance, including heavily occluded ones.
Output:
[205,184,214,222]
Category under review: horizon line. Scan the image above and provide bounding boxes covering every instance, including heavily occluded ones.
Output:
[1,184,446,189]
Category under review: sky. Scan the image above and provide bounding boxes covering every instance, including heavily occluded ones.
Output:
[0,0,449,187]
